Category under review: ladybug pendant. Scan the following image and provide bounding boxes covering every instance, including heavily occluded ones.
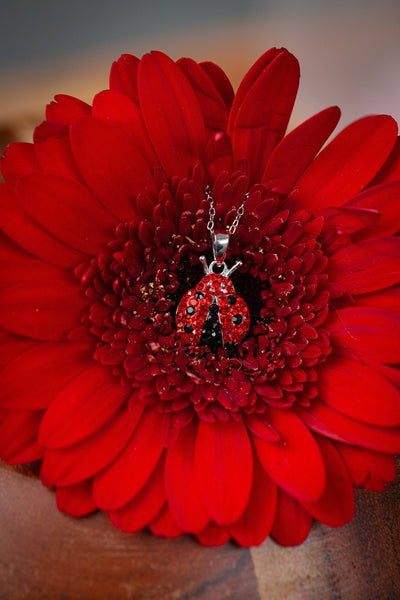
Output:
[176,242,250,348]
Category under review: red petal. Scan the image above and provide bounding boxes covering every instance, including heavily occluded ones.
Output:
[40,405,141,486]
[34,135,84,183]
[318,358,400,427]
[252,407,326,502]
[177,57,229,134]
[270,488,313,546]
[232,51,300,182]
[0,183,86,268]
[322,206,380,235]
[39,364,132,448]
[335,443,396,491]
[108,457,166,533]
[262,106,341,194]
[70,116,157,221]
[303,400,400,453]
[0,231,32,262]
[0,275,88,341]
[0,408,9,423]
[0,342,93,411]
[195,521,230,546]
[92,89,140,123]
[347,181,400,239]
[92,407,165,510]
[138,51,206,178]
[165,419,210,533]
[229,457,277,547]
[244,413,280,442]
[0,410,44,464]
[369,136,400,185]
[295,115,398,213]
[16,173,117,255]
[45,94,91,125]
[0,258,69,289]
[0,142,41,182]
[56,480,97,517]
[367,361,400,390]
[92,89,159,168]
[34,121,67,143]
[195,419,253,525]
[200,61,234,108]
[109,54,140,105]
[355,288,400,314]
[327,237,400,294]
[149,504,183,538]
[205,132,233,183]
[301,436,354,527]
[228,48,283,135]
[0,330,36,369]
[327,307,400,363]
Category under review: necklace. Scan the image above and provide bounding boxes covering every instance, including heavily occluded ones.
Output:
[175,189,250,349]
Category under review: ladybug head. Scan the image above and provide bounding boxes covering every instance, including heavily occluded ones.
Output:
[199,255,243,278]
[194,273,234,296]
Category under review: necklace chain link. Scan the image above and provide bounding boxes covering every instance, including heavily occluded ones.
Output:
[205,187,215,233]
[205,187,247,236]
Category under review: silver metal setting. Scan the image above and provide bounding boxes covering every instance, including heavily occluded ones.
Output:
[212,232,230,265]
[199,256,243,278]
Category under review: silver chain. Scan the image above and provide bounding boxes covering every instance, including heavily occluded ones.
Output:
[206,187,216,233]
[205,187,247,236]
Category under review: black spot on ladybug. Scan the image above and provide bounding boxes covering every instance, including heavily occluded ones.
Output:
[199,301,223,350]
[209,303,219,316]
[184,323,193,333]
[175,272,250,350]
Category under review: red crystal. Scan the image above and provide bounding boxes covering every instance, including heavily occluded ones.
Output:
[176,273,250,346]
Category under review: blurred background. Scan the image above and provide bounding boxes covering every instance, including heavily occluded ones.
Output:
[0,0,399,148]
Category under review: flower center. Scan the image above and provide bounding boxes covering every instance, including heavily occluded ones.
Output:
[79,169,334,423]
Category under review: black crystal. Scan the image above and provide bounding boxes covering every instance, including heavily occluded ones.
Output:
[199,301,223,350]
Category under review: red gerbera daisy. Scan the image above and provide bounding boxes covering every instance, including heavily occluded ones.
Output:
[0,48,399,547]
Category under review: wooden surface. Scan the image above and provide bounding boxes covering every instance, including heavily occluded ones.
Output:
[0,460,399,600]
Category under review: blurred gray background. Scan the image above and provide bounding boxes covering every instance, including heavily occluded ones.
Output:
[0,0,399,137]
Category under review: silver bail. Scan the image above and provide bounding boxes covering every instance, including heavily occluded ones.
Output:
[212,233,230,265]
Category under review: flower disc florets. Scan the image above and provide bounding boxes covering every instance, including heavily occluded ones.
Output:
[80,165,335,426]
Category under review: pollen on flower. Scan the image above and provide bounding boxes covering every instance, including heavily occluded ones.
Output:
[78,167,334,424]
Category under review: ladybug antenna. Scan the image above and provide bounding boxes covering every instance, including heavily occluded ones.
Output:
[225,260,242,277]
[199,256,242,277]
[199,255,209,275]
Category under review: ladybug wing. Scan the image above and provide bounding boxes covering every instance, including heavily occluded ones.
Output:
[176,288,212,345]
[218,293,250,345]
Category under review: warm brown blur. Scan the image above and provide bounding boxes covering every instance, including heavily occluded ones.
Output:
[1,1,400,147]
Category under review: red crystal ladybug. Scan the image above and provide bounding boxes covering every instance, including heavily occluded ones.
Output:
[176,255,250,348]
